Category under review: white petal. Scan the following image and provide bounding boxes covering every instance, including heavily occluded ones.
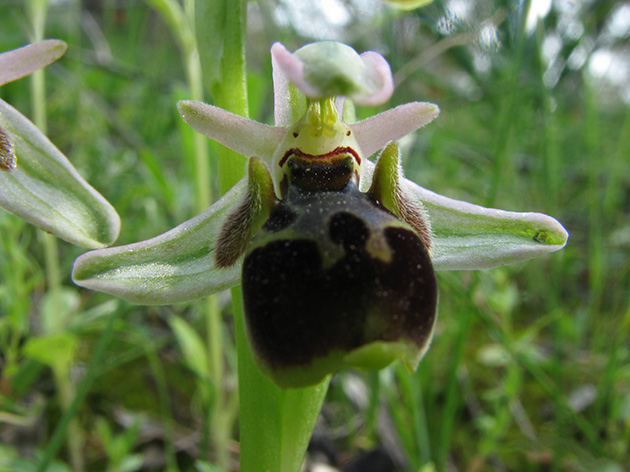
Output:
[351,102,439,157]
[177,100,286,164]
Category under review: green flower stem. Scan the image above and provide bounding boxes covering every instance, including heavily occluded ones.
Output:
[144,0,211,209]
[51,364,84,472]
[205,294,229,468]
[232,288,330,472]
[203,2,247,465]
[145,0,229,466]
[183,0,211,212]
[144,343,179,471]
[485,0,530,208]
[195,1,331,470]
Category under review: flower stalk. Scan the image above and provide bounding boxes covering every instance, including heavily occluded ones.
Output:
[26,2,84,470]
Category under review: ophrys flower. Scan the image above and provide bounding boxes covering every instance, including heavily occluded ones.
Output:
[72,41,568,388]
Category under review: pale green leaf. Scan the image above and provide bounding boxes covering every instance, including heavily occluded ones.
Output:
[0,99,121,248]
[23,332,78,374]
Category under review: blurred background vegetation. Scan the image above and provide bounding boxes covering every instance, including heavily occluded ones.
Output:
[1,0,629,471]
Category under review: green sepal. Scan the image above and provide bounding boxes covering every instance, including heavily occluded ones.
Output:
[72,181,247,304]
[360,160,569,269]
[0,99,120,248]
[215,157,276,267]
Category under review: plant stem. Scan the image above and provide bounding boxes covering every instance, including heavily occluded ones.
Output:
[181,2,229,464]
[183,0,211,212]
[145,0,231,465]
[194,1,331,470]
[232,288,330,472]
[27,1,85,470]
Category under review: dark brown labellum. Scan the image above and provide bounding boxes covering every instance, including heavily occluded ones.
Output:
[242,182,438,387]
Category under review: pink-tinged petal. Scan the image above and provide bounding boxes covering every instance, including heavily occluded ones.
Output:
[272,42,394,106]
[352,51,394,106]
[351,102,439,156]
[335,97,346,117]
[271,43,308,127]
[177,100,287,163]
[0,40,67,87]
[272,44,292,127]
[271,42,321,98]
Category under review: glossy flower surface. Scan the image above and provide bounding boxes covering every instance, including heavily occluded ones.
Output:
[0,40,120,248]
[72,41,568,387]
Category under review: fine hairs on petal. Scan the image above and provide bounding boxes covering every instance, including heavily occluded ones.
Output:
[0,126,17,172]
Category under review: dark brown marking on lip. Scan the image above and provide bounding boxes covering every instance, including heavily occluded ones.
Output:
[278,146,361,168]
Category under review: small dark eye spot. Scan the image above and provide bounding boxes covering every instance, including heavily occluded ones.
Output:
[346,130,351,136]
[329,212,369,251]
[293,132,299,138]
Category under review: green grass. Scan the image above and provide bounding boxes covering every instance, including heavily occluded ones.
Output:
[1,1,629,471]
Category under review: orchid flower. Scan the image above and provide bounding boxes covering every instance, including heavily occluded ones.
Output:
[72,41,568,388]
[0,40,120,248]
